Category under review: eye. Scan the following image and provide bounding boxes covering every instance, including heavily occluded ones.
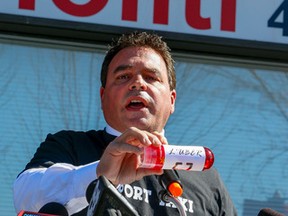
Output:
[116,74,130,80]
[143,69,162,82]
[145,75,160,82]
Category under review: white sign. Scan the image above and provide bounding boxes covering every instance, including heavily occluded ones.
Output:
[0,0,288,44]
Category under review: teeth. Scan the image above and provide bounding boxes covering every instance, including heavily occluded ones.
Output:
[131,100,142,103]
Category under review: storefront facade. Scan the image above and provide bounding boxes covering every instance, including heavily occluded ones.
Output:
[0,1,287,215]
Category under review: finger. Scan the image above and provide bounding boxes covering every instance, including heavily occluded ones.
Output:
[121,127,153,147]
[135,167,164,180]
[127,129,164,146]
[121,128,164,147]
[121,127,166,147]
[106,140,143,156]
[150,131,168,145]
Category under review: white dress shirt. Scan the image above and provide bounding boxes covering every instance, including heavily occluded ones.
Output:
[13,125,120,215]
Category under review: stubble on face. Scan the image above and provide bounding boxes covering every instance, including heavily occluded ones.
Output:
[101,47,176,133]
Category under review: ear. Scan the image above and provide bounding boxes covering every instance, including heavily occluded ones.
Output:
[100,87,105,109]
[170,89,176,114]
[100,86,105,98]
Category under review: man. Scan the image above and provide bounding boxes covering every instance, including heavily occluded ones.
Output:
[14,31,237,215]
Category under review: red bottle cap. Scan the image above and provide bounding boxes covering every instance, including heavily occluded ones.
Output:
[203,147,214,170]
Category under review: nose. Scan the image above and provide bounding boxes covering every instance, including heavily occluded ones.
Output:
[129,75,147,91]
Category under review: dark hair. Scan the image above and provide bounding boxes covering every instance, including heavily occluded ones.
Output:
[100,31,176,90]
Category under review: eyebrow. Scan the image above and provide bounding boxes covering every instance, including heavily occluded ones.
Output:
[113,64,163,78]
[113,64,133,74]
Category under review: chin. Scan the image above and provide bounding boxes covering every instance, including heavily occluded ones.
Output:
[130,123,161,133]
[124,121,149,130]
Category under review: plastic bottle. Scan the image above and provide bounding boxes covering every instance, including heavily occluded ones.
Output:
[139,145,214,171]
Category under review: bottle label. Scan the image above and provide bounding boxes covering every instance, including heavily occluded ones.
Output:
[163,145,206,171]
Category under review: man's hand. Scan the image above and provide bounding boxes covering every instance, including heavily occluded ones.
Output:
[96,127,167,185]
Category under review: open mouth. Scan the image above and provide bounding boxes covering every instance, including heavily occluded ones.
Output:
[127,100,146,109]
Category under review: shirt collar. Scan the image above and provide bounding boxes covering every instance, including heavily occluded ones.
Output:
[105,124,122,137]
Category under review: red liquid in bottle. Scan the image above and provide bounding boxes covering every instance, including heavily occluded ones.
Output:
[140,145,214,171]
[140,145,165,170]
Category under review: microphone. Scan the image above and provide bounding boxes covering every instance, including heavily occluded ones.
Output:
[86,179,98,203]
[38,202,68,216]
[157,170,188,216]
[86,176,139,216]
[17,210,62,216]
[257,208,285,216]
[158,170,183,197]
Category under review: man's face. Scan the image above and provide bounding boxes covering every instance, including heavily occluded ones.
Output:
[100,46,176,133]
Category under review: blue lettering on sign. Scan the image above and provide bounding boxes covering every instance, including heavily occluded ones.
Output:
[268,0,288,36]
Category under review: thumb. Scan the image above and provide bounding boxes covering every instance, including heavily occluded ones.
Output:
[135,168,163,180]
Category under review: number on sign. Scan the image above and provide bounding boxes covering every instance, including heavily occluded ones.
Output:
[268,0,288,36]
